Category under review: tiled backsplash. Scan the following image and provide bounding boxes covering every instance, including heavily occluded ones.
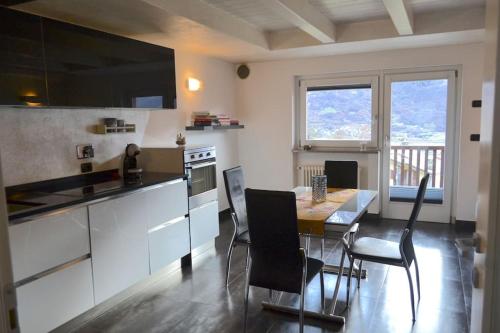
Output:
[0,108,150,186]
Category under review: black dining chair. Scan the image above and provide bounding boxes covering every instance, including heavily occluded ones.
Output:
[223,166,250,287]
[341,173,429,322]
[324,160,359,189]
[323,160,361,239]
[244,188,325,333]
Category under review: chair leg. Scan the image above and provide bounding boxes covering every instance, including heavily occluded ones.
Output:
[305,235,311,256]
[404,263,416,322]
[346,258,354,307]
[320,269,325,312]
[357,260,363,289]
[299,253,307,333]
[243,258,251,333]
[245,245,250,270]
[414,257,421,301]
[299,278,306,333]
[225,237,236,287]
[321,237,325,261]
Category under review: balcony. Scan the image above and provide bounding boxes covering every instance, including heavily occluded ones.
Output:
[390,145,444,204]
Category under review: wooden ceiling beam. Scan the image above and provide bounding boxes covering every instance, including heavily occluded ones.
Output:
[141,0,269,49]
[382,0,414,35]
[264,0,336,43]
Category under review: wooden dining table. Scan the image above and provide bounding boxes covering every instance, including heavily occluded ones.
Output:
[261,187,378,325]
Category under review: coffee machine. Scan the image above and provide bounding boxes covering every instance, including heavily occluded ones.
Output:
[123,143,143,183]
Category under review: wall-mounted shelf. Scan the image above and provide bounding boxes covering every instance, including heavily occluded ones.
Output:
[95,124,136,134]
[185,125,244,131]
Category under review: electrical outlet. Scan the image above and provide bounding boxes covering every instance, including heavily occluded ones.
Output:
[81,162,93,173]
[76,144,94,159]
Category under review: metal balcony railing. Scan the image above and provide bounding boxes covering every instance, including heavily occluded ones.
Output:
[390,145,445,188]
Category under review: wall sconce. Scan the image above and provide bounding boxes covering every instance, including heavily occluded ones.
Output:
[187,77,201,92]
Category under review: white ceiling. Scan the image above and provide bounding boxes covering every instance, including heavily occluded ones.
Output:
[410,0,485,14]
[309,0,389,23]
[201,0,293,31]
[12,0,486,63]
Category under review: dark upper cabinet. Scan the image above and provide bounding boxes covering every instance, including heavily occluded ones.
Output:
[42,18,114,107]
[0,7,176,109]
[0,7,48,106]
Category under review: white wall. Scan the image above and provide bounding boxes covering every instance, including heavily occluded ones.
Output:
[143,50,239,210]
[0,49,238,211]
[236,43,483,221]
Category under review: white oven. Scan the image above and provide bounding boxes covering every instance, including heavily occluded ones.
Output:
[184,146,217,208]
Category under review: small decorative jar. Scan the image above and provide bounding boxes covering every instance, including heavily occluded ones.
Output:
[176,133,186,146]
[312,175,327,203]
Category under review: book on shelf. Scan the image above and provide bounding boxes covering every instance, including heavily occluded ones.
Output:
[190,112,240,127]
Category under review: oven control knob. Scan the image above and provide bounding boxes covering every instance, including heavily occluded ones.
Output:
[190,155,195,159]
[207,152,211,156]
[199,154,203,158]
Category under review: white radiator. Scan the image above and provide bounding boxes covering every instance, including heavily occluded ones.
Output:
[297,165,325,186]
[297,164,362,188]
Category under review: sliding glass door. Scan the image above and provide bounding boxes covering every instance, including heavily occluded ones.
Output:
[382,70,457,223]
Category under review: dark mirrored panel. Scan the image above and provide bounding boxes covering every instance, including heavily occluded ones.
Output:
[42,18,176,108]
[0,7,47,107]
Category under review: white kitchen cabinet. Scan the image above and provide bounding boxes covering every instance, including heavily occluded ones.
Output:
[89,191,150,304]
[9,207,90,282]
[189,200,220,249]
[146,179,188,229]
[149,217,190,273]
[16,259,94,333]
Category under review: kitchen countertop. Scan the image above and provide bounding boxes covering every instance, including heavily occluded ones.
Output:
[6,169,186,224]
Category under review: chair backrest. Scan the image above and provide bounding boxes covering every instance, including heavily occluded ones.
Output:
[400,173,430,264]
[223,166,248,236]
[245,188,303,294]
[324,161,358,189]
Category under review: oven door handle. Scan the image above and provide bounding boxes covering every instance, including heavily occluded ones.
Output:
[186,161,217,170]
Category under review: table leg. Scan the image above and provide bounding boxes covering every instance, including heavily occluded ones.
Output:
[323,263,367,279]
[328,248,346,315]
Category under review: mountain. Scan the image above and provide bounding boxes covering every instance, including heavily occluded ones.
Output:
[306,79,447,145]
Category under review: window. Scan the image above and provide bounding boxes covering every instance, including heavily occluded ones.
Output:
[299,76,379,148]
[132,96,163,108]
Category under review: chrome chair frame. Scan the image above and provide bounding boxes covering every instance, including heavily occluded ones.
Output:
[339,174,428,321]
[244,248,323,333]
[225,211,250,286]
[223,166,250,287]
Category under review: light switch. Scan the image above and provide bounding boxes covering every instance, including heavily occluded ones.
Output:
[472,266,480,288]
[76,144,94,159]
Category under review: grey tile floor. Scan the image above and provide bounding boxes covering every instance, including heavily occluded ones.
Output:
[74,215,472,333]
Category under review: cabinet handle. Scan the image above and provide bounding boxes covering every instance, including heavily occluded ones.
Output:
[148,216,186,233]
[190,201,217,212]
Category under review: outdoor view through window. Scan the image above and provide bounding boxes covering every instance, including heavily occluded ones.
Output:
[306,85,372,141]
[391,79,447,147]
[305,78,448,192]
[390,79,448,191]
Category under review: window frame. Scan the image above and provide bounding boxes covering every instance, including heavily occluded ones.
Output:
[298,75,379,149]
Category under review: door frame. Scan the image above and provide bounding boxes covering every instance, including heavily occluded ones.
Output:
[471,0,500,330]
[379,66,462,223]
